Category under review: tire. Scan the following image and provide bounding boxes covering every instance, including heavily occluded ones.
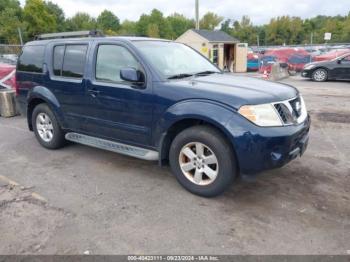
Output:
[312,68,328,82]
[169,126,237,197]
[32,103,66,149]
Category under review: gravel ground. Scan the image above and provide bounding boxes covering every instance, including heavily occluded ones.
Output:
[0,75,349,255]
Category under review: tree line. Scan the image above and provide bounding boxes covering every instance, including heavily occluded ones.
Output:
[0,0,349,45]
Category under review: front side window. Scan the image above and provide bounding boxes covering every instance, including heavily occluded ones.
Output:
[18,45,45,73]
[95,45,141,83]
[52,44,87,79]
[132,41,220,78]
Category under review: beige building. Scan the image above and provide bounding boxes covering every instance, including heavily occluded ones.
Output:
[176,29,248,73]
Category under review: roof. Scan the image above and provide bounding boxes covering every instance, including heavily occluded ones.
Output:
[191,29,239,43]
[25,36,170,46]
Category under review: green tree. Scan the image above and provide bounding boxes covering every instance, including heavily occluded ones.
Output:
[167,13,194,39]
[23,0,57,39]
[136,9,172,39]
[0,0,21,14]
[119,20,137,35]
[45,1,65,31]
[65,12,96,31]
[0,7,24,43]
[0,0,23,43]
[221,19,233,35]
[97,10,120,34]
[147,23,160,38]
[199,12,223,30]
[231,16,257,44]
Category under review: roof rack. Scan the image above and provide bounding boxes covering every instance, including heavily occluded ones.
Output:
[35,30,104,40]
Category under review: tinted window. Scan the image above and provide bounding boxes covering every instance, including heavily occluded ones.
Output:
[53,45,65,76]
[18,45,45,73]
[62,45,87,78]
[96,45,140,82]
[343,55,350,62]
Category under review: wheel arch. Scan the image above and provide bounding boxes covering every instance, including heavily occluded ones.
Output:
[157,103,239,173]
[27,86,64,131]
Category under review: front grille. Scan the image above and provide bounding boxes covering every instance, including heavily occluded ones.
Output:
[274,96,305,125]
[274,103,291,124]
[289,97,302,118]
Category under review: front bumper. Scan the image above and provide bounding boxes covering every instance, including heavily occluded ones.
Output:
[301,69,312,78]
[226,114,311,175]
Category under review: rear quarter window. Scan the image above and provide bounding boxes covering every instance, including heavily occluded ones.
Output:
[17,45,45,73]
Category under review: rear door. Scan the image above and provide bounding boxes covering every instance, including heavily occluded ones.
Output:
[47,42,90,131]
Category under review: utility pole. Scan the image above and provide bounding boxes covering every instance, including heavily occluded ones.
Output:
[195,0,199,30]
[257,34,260,47]
[17,27,23,46]
[310,32,313,45]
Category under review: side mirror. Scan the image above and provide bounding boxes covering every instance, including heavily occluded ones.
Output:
[120,67,145,84]
[337,59,342,64]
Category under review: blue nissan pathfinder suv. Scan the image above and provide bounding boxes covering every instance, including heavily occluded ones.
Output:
[16,31,310,197]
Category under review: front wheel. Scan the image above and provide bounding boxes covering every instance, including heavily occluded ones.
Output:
[312,68,328,82]
[169,126,237,197]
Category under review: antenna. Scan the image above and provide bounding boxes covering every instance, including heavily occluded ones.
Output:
[195,0,199,30]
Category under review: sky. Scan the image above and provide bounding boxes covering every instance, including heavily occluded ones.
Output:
[19,0,350,25]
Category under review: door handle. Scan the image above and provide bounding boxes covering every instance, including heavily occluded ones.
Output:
[88,89,100,97]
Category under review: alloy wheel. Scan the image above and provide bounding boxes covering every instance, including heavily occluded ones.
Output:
[36,113,54,142]
[178,142,219,186]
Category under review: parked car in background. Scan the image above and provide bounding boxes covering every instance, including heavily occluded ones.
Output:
[16,32,310,197]
[259,48,311,74]
[312,48,350,62]
[0,62,16,89]
[0,54,17,89]
[302,53,350,81]
[247,53,260,71]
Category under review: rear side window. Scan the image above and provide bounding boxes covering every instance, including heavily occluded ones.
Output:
[18,45,45,73]
[53,45,65,76]
[53,44,87,79]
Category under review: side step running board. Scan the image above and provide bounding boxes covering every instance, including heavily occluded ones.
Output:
[65,132,159,161]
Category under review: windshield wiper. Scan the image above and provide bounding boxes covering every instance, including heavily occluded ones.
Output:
[194,70,219,76]
[167,73,194,80]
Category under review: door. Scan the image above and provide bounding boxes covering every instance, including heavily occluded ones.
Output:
[84,43,153,146]
[48,43,90,131]
[332,55,350,79]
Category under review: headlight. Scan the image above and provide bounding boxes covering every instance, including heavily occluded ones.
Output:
[238,104,283,127]
[304,64,315,70]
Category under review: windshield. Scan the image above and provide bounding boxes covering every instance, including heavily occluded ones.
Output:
[133,41,220,78]
[331,52,350,61]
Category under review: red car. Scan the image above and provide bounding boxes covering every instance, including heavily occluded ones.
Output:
[313,49,350,62]
[0,63,16,89]
[259,48,311,74]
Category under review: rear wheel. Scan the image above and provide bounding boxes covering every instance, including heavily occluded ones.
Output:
[169,126,237,197]
[32,103,66,149]
[312,68,328,82]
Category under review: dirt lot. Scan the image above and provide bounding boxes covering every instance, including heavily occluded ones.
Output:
[0,76,349,255]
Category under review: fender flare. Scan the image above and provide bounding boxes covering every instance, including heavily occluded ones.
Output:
[27,86,65,129]
[154,100,239,163]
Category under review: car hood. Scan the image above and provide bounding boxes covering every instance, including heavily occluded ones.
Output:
[167,73,299,109]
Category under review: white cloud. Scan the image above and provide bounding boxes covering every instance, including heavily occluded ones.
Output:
[19,0,350,25]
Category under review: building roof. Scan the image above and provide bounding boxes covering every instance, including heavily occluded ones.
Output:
[191,29,239,43]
